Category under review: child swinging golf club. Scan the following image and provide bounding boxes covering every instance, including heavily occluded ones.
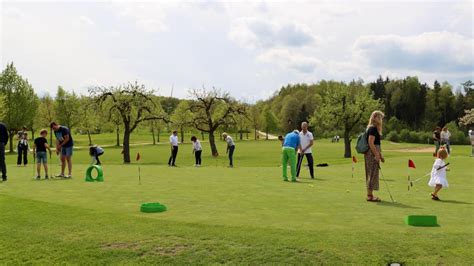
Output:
[429,149,450,201]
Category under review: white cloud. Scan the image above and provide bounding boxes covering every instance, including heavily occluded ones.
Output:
[229,17,318,49]
[353,31,474,73]
[79,15,94,26]
[257,49,323,73]
[112,2,170,33]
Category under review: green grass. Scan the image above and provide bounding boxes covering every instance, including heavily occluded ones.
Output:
[1,139,473,264]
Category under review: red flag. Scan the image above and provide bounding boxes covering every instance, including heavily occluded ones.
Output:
[408,159,416,169]
[352,156,357,163]
[136,152,141,161]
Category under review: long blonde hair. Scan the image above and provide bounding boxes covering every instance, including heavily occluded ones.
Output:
[367,110,385,135]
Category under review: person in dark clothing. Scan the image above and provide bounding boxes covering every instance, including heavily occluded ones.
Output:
[168,130,179,167]
[89,145,104,165]
[433,127,441,157]
[33,129,51,179]
[0,122,8,181]
[17,132,29,166]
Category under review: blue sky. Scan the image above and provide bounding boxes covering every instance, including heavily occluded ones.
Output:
[1,0,473,102]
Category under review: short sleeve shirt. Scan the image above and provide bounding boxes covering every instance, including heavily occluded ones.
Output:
[226,136,235,147]
[34,137,48,152]
[170,135,178,146]
[299,131,314,154]
[55,126,74,147]
[283,132,300,149]
[367,126,381,145]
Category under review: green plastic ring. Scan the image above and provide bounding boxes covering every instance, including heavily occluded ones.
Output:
[140,202,167,213]
[85,165,104,182]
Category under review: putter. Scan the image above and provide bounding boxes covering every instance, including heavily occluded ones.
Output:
[409,163,450,190]
[296,153,304,175]
[378,165,395,203]
[32,151,36,178]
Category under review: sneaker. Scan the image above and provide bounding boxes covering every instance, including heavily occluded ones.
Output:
[36,176,41,180]
[65,175,72,179]
[45,176,49,180]
[55,174,65,178]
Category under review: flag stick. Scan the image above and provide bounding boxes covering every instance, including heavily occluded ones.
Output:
[138,166,141,185]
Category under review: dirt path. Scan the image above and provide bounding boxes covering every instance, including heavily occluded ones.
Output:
[256,130,278,140]
[385,147,434,153]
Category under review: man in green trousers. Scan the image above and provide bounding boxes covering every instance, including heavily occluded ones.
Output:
[282,130,301,182]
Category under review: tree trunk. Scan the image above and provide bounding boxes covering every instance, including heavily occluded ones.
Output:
[266,127,269,140]
[151,127,156,145]
[8,131,14,153]
[157,128,160,142]
[180,128,184,143]
[208,131,219,156]
[123,124,131,163]
[87,130,92,146]
[239,129,243,140]
[343,131,351,158]
[254,128,257,140]
[116,125,120,147]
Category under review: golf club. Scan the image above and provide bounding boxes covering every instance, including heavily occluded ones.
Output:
[378,165,395,203]
[409,163,450,190]
[32,150,36,179]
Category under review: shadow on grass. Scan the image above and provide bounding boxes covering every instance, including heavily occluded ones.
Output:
[438,200,473,205]
[376,201,423,209]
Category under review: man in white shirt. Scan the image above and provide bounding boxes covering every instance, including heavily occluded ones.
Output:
[222,132,235,168]
[168,130,179,167]
[297,122,314,179]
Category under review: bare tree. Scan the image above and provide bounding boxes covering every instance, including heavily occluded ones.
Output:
[189,88,246,156]
[90,82,168,163]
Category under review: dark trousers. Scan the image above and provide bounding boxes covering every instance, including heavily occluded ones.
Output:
[195,150,202,165]
[297,153,314,178]
[228,145,235,166]
[94,152,104,165]
[0,142,6,180]
[17,144,28,165]
[168,146,178,166]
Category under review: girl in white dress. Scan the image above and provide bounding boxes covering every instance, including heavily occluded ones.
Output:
[428,149,449,200]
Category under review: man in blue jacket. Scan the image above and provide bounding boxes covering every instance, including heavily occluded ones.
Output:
[282,130,301,182]
[0,122,9,182]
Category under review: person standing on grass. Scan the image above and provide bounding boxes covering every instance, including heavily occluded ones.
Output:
[33,129,51,180]
[470,129,474,157]
[297,122,315,179]
[441,127,451,155]
[282,130,301,182]
[168,130,179,167]
[222,133,235,168]
[191,136,202,167]
[433,126,441,156]
[364,111,385,202]
[17,128,29,166]
[0,122,8,182]
[50,122,74,178]
[428,149,449,201]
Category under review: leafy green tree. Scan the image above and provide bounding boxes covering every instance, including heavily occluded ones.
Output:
[313,80,382,158]
[90,82,168,163]
[170,101,193,143]
[189,88,246,156]
[35,95,56,144]
[248,104,262,140]
[260,108,278,139]
[0,62,38,152]
[77,96,101,145]
[55,86,80,130]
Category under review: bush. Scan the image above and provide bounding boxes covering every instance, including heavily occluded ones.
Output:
[399,129,410,143]
[386,131,399,142]
[408,131,421,143]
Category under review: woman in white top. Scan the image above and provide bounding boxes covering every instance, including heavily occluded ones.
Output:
[222,133,235,168]
[191,136,202,166]
[428,149,449,200]
[440,127,451,154]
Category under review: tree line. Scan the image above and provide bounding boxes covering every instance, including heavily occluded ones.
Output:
[1,62,473,161]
